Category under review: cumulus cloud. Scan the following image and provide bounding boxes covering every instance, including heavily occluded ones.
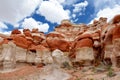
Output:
[38,0,70,24]
[95,5,120,22]
[73,1,88,13]
[93,0,120,12]
[0,22,11,35]
[0,21,8,33]
[89,0,120,23]
[0,22,8,29]
[0,0,40,24]
[21,18,49,32]
[91,5,120,23]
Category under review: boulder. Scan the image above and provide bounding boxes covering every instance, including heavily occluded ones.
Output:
[52,49,71,66]
[112,14,120,24]
[32,33,44,44]
[46,38,70,52]
[13,35,32,49]
[11,29,21,34]
[75,38,93,48]
[23,29,32,37]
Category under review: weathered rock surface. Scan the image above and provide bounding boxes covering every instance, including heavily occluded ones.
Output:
[0,14,120,80]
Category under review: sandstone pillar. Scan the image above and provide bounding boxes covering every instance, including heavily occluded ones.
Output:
[2,42,16,70]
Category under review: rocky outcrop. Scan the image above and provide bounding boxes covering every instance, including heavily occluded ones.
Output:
[71,34,94,65]
[1,14,120,70]
[52,49,71,66]
[101,14,120,67]
[46,38,70,52]
[11,29,21,34]
[2,42,16,70]
[15,46,27,62]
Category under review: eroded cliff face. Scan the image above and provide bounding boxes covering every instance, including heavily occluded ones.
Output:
[0,15,120,72]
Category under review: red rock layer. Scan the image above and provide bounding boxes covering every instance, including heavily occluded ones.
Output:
[75,38,93,48]
[112,24,120,40]
[46,39,70,52]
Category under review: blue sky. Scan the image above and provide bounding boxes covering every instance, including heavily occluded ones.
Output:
[0,0,120,34]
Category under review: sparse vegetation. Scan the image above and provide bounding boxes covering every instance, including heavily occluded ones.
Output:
[62,61,72,69]
[76,78,80,80]
[106,65,116,77]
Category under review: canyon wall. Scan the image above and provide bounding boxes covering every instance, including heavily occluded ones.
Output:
[0,14,120,69]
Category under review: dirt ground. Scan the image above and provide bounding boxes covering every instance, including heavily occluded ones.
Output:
[0,63,120,80]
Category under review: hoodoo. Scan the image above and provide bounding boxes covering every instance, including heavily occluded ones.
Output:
[0,14,120,80]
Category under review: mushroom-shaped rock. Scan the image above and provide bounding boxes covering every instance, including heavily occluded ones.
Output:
[11,29,21,35]
[32,33,44,44]
[23,29,32,37]
[71,34,94,65]
[74,34,93,48]
[75,38,93,48]
[112,14,120,24]
[46,38,70,52]
[13,35,32,49]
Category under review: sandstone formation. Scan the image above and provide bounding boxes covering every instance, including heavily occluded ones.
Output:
[0,14,120,73]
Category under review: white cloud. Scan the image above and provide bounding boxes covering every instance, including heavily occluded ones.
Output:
[0,22,8,29]
[21,18,49,32]
[38,0,70,24]
[0,21,8,33]
[73,1,88,13]
[13,23,20,28]
[93,0,120,12]
[56,0,65,4]
[62,0,78,6]
[90,5,120,23]
[72,14,76,18]
[39,23,49,32]
[0,0,40,24]
[89,0,120,24]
